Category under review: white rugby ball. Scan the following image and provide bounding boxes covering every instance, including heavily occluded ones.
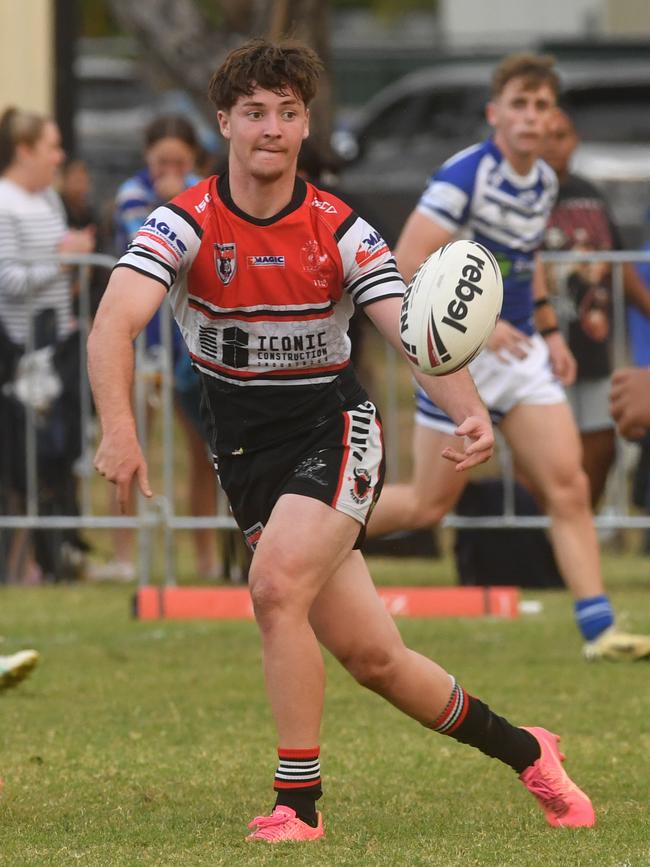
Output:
[400,239,503,376]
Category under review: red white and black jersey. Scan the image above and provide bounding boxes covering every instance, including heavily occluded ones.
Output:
[115,173,405,454]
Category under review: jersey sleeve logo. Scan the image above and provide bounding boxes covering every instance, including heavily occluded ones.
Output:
[141,217,188,259]
[355,230,389,268]
[214,242,237,285]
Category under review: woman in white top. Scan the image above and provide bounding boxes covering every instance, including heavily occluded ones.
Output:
[0,107,94,344]
[0,107,94,582]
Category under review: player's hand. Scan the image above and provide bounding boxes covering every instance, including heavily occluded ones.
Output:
[486,320,534,361]
[93,426,152,513]
[441,415,494,471]
[610,367,650,440]
[544,331,576,386]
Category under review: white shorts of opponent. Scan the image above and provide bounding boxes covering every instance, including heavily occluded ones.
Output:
[415,332,566,433]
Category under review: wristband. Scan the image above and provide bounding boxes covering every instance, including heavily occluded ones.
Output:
[540,326,560,337]
[534,297,552,309]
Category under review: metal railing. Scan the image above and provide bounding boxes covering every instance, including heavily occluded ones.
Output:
[441,250,650,530]
[0,252,237,586]
[1,251,649,585]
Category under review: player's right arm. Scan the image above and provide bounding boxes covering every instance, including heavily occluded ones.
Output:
[88,268,166,511]
[90,184,205,510]
[394,212,455,284]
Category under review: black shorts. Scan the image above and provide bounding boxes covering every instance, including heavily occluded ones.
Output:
[216,399,385,551]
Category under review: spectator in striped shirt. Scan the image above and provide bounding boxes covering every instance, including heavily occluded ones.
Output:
[0,107,95,582]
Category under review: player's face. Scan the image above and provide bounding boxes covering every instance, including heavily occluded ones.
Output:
[217,87,309,182]
[487,78,556,164]
[18,121,65,191]
[542,112,579,176]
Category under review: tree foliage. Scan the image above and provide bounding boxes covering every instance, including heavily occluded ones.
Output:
[105,0,336,161]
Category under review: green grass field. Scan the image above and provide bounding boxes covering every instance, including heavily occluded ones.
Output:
[1,552,649,866]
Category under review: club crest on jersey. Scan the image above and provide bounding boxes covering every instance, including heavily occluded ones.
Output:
[350,467,372,504]
[300,240,329,273]
[214,242,237,285]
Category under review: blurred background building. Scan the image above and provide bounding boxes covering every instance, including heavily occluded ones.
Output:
[1,0,650,245]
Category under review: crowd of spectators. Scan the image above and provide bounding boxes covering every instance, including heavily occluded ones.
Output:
[1,58,650,587]
[0,109,224,583]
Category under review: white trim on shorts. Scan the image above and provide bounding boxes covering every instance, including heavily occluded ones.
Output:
[332,401,384,525]
[415,332,566,433]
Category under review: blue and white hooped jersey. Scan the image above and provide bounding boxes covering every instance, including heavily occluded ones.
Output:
[416,138,557,335]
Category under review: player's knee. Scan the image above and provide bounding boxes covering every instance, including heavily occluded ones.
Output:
[547,467,592,517]
[248,561,303,626]
[342,644,401,693]
[249,574,286,625]
[248,548,315,625]
[412,495,448,528]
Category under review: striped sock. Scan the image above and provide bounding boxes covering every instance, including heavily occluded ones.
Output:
[575,594,615,641]
[429,677,540,774]
[273,747,321,827]
[429,678,469,733]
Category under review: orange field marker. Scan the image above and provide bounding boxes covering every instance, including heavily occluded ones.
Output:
[135,585,519,620]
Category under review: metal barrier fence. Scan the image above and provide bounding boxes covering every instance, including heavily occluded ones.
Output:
[1,251,649,585]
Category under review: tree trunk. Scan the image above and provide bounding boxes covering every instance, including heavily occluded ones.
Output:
[267,0,335,168]
[106,0,335,167]
[106,0,233,103]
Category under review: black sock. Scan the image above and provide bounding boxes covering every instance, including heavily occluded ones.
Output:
[274,790,319,827]
[273,747,321,827]
[428,678,541,774]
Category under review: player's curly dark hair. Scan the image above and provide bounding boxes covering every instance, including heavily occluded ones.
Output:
[208,38,323,111]
[491,53,560,99]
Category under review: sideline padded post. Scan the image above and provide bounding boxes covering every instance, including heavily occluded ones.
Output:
[134,585,519,620]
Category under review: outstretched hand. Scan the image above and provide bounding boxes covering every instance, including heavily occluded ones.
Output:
[93,427,152,513]
[610,367,650,440]
[441,415,495,471]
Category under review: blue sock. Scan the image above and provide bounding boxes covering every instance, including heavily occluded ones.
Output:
[574,595,615,641]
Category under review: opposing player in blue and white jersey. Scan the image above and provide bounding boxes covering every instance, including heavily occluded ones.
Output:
[368,52,650,662]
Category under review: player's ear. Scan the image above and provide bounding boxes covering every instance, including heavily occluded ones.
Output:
[217,110,231,140]
[303,108,310,140]
[485,101,497,129]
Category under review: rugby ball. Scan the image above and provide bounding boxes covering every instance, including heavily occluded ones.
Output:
[400,239,503,376]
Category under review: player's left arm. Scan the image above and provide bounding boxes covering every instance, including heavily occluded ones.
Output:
[533,254,576,385]
[365,296,494,471]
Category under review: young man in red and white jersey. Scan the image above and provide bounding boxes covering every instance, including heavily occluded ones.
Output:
[88,39,594,841]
